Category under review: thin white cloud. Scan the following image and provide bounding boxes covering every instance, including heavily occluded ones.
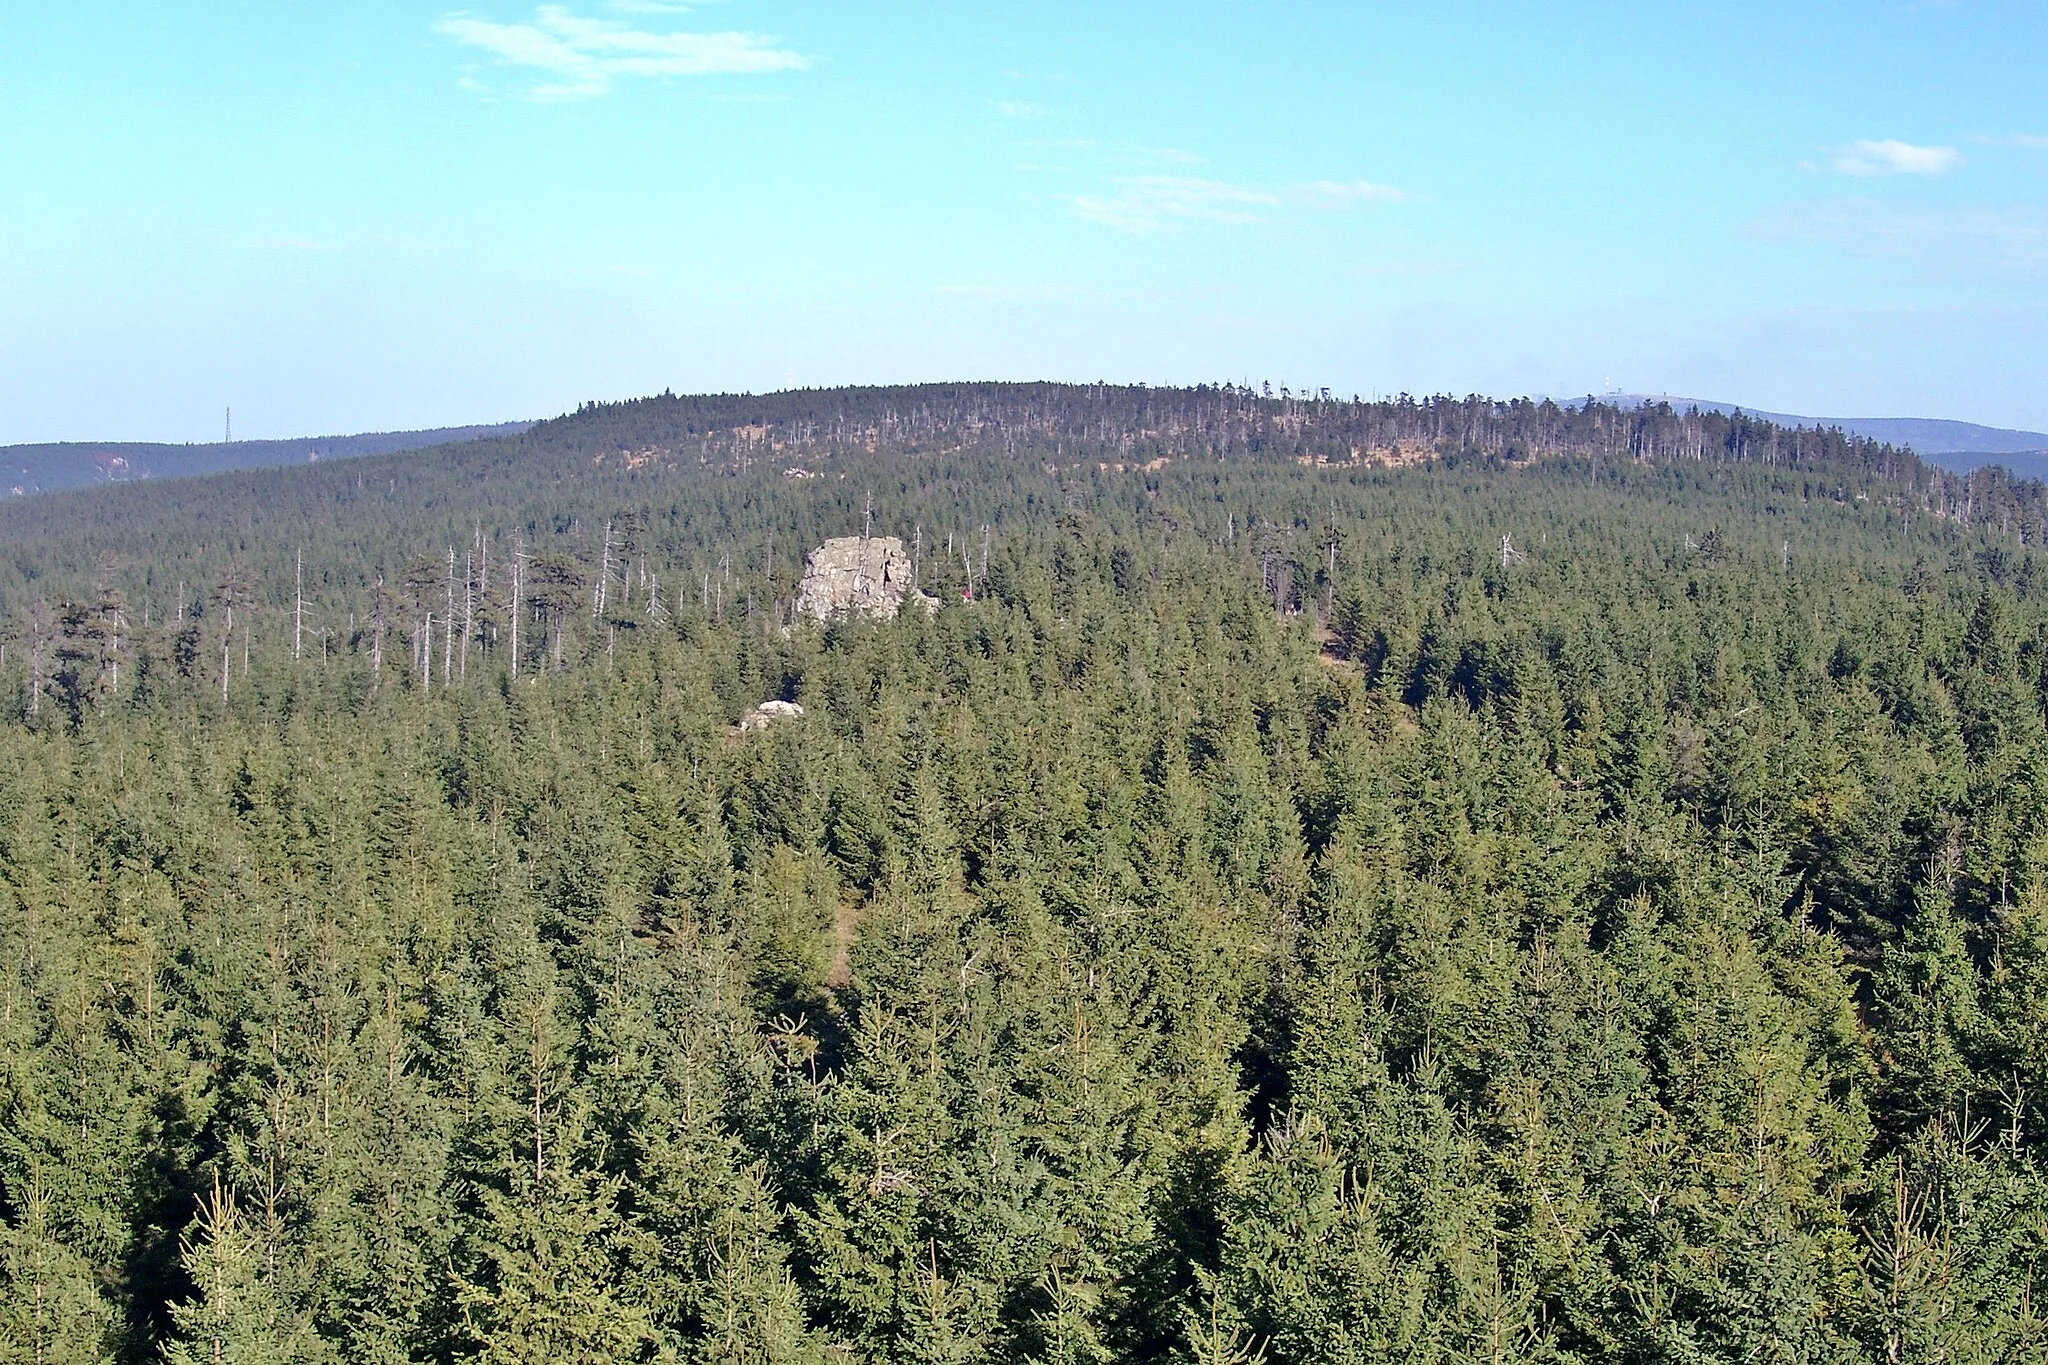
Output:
[1294,179,1407,204]
[1963,133,2048,150]
[435,5,804,101]
[1071,172,1409,233]
[998,101,1047,120]
[1073,176,1280,233]
[1824,138,1962,176]
[1131,146,1204,167]
[252,236,346,252]
[1346,258,1464,279]
[1753,197,2048,276]
[935,283,1079,301]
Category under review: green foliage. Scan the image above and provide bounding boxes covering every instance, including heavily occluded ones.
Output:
[1,383,2047,1361]
[0,1173,118,1365]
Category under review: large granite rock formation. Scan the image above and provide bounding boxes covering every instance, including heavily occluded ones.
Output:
[793,536,937,621]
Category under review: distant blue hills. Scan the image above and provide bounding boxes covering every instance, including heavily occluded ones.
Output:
[0,422,533,496]
[1602,394,2048,481]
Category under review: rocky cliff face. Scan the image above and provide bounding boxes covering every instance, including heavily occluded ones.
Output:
[793,536,937,621]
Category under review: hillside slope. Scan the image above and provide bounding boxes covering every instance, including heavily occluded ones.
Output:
[0,421,532,495]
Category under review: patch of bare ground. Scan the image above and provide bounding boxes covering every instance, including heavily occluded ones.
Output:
[1296,439,1440,470]
[1313,624,1357,676]
[824,896,861,989]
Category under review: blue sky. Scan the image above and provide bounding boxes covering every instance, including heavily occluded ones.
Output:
[4,1,2046,443]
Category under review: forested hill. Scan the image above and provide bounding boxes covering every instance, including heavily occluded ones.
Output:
[7,381,2048,1361]
[4,382,2045,606]
[0,421,532,497]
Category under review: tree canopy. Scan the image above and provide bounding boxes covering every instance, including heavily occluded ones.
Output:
[3,382,2047,1363]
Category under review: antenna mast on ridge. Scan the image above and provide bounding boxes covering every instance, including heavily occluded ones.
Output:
[225,407,233,444]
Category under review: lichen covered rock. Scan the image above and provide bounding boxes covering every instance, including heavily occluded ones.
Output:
[793,536,937,621]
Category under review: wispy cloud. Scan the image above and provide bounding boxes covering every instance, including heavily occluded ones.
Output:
[1753,197,2048,276]
[435,5,804,101]
[1073,176,1281,233]
[1346,258,1464,279]
[997,100,1047,120]
[252,236,346,253]
[1131,147,1204,167]
[1072,174,1407,234]
[934,283,1079,302]
[1821,138,1962,176]
[1294,179,1407,204]
[1963,133,2048,151]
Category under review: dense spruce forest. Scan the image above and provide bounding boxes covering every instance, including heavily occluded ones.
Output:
[7,381,2048,1363]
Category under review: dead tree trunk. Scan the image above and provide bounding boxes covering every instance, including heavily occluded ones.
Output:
[370,579,386,689]
[444,548,456,686]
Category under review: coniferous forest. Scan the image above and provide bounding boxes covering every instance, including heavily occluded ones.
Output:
[7,382,2048,1363]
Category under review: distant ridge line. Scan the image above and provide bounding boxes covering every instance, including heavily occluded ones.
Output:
[14,382,2048,496]
[1590,393,2048,456]
[0,421,533,496]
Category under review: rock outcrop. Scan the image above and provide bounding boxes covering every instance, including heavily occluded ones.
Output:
[737,699,804,732]
[793,536,938,621]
